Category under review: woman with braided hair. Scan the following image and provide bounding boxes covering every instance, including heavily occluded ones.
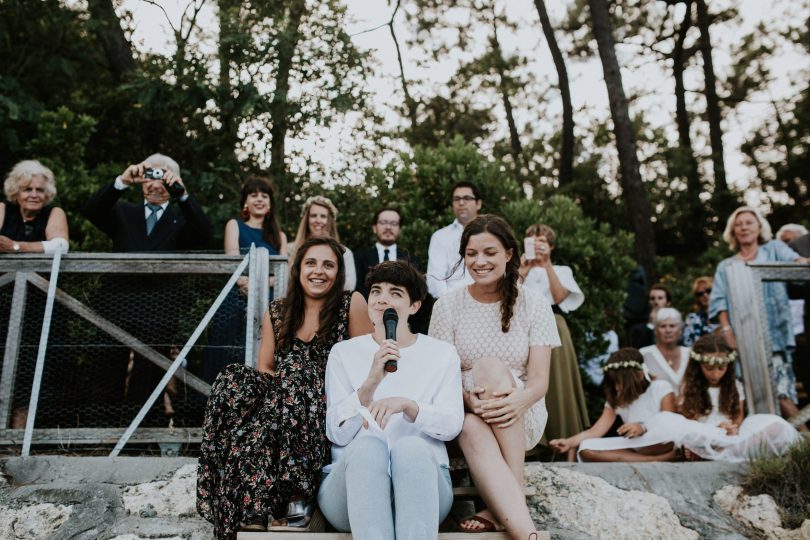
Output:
[429,215,559,539]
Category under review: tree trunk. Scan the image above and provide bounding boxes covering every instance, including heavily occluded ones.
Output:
[269,0,307,206]
[695,0,729,203]
[671,0,705,249]
[86,0,137,80]
[534,0,574,186]
[587,0,657,281]
[489,15,523,182]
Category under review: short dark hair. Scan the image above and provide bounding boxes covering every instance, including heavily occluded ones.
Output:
[649,283,672,303]
[365,260,427,306]
[372,207,403,226]
[451,181,481,201]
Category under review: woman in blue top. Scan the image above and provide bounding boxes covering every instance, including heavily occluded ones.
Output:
[709,206,808,423]
[201,177,288,383]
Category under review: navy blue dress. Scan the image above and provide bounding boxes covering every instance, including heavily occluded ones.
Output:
[200,221,280,384]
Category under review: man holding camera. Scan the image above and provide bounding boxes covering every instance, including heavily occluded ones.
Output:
[83,153,212,426]
[84,153,212,252]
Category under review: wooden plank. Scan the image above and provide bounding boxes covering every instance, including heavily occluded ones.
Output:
[25,273,212,397]
[452,486,536,498]
[725,262,775,415]
[0,273,29,427]
[0,273,15,289]
[0,253,288,275]
[238,533,546,539]
[0,427,203,445]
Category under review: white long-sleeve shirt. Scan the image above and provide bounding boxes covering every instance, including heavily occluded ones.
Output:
[426,220,473,298]
[324,333,464,471]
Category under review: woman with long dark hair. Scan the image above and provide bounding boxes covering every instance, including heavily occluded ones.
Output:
[200,176,287,384]
[429,215,559,539]
[197,237,373,539]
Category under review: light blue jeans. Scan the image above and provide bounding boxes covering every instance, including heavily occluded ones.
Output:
[318,435,453,540]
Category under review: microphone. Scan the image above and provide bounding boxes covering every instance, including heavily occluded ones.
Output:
[383,308,398,373]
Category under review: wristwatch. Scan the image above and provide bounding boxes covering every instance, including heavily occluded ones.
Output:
[12,242,20,253]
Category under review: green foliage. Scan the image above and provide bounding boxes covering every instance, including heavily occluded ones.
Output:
[744,437,810,528]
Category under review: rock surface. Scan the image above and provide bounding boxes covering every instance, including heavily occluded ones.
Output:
[0,456,780,539]
[528,466,699,540]
[714,484,810,540]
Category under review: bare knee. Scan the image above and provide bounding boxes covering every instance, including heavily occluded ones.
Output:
[472,356,514,395]
[458,413,492,449]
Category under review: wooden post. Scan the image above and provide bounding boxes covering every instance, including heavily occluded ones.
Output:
[0,273,29,428]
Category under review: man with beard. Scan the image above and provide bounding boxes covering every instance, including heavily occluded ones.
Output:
[354,207,420,298]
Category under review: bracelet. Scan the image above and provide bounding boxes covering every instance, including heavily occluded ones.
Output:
[720,325,732,333]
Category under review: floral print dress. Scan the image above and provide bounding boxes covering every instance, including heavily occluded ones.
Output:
[197,291,352,540]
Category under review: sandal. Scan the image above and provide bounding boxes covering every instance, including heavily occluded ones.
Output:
[239,516,268,532]
[459,513,504,533]
[268,499,315,530]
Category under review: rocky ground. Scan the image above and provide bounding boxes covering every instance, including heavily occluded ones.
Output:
[0,457,807,539]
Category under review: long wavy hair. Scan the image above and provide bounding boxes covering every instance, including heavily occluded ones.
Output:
[276,236,346,352]
[293,195,340,246]
[680,335,740,421]
[603,348,650,409]
[240,176,282,249]
[455,214,520,332]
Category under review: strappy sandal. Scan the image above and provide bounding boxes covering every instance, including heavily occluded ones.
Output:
[459,514,504,533]
[267,499,315,530]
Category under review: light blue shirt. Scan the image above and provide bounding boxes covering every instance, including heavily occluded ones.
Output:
[709,240,800,351]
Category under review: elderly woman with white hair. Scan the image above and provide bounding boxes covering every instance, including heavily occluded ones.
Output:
[709,206,809,423]
[640,307,690,394]
[0,160,69,254]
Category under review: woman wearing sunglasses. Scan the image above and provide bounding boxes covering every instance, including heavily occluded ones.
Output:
[682,276,717,347]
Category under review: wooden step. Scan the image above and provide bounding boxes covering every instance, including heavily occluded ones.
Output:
[239,533,550,539]
[452,486,536,499]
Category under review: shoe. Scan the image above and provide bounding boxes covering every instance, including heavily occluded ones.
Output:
[268,499,315,530]
[239,517,267,532]
[459,513,504,533]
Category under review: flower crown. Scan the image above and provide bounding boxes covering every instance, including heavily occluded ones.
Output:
[602,360,644,373]
[689,349,737,366]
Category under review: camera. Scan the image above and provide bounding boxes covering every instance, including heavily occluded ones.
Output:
[144,168,185,199]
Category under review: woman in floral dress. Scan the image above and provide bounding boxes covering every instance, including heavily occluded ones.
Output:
[197,236,372,539]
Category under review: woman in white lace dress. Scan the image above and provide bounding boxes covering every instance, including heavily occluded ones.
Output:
[429,215,560,539]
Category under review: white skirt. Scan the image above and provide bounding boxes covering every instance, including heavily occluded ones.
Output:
[578,412,800,463]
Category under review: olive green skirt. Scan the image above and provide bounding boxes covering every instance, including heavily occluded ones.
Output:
[543,314,591,442]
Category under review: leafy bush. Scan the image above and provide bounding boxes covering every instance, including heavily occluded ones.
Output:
[743,436,810,529]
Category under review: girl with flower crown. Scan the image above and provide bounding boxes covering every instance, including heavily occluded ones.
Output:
[549,348,681,462]
[676,335,799,462]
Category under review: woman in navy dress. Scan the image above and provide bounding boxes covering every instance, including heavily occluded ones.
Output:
[200,177,287,383]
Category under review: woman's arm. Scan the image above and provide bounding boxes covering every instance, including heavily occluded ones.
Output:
[278,231,288,257]
[224,219,240,255]
[257,309,276,374]
[0,207,70,253]
[348,291,374,337]
[660,392,677,413]
[550,406,616,453]
[717,311,737,350]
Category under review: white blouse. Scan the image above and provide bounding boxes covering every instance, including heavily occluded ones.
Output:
[640,345,690,395]
[523,265,584,313]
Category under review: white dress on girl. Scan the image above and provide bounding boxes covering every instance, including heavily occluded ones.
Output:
[675,381,800,462]
[577,380,676,461]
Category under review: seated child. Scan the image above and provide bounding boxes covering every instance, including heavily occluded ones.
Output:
[677,334,800,462]
[549,348,680,462]
[317,261,464,540]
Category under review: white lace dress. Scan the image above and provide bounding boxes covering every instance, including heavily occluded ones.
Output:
[429,285,560,449]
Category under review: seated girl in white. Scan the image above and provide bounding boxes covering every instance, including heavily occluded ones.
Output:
[678,335,800,462]
[318,261,464,540]
[549,348,680,462]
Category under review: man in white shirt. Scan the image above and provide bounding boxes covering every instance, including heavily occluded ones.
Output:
[318,260,463,539]
[426,181,482,298]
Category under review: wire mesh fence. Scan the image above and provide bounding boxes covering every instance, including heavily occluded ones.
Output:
[0,251,285,454]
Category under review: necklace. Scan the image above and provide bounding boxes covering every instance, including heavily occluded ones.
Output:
[737,247,758,261]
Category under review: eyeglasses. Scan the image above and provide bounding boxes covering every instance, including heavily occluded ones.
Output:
[377,220,400,227]
[695,289,712,297]
[452,195,477,203]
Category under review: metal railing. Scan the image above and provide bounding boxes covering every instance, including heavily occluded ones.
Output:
[726,261,810,425]
[0,249,287,455]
